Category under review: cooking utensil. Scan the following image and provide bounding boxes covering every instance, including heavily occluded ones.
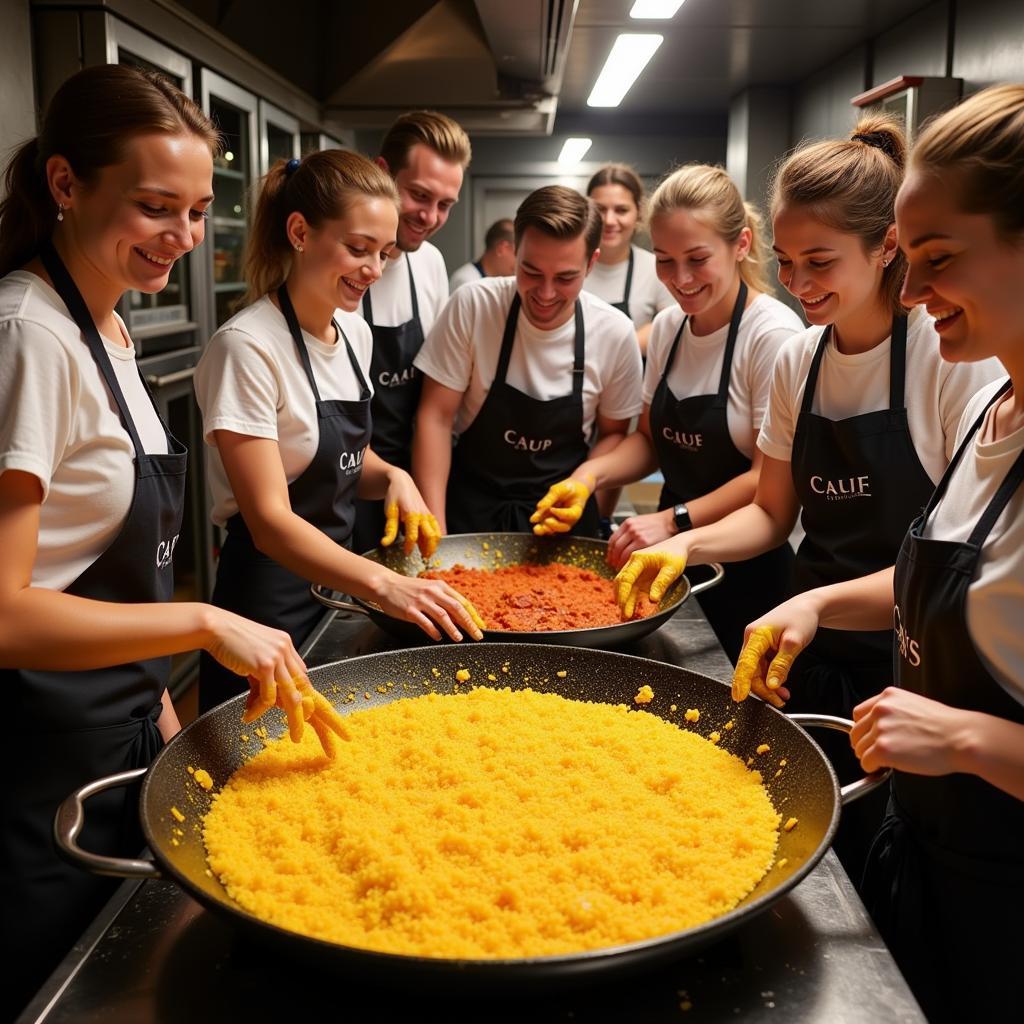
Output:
[311,532,724,647]
[56,643,886,990]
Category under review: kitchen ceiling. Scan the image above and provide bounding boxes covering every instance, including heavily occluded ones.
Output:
[173,0,939,132]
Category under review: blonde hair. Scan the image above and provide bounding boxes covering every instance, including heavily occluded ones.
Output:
[911,84,1024,241]
[514,185,602,258]
[0,64,219,278]
[379,110,471,173]
[243,149,399,304]
[649,164,773,295]
[771,114,907,314]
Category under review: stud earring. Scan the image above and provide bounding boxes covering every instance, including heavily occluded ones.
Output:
[294,243,303,253]
[57,203,65,223]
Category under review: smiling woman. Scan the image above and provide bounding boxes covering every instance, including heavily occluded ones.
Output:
[195,148,485,714]
[0,64,315,1021]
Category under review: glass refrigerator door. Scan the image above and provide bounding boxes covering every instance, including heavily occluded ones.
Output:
[106,19,197,350]
[201,70,259,328]
[260,99,300,174]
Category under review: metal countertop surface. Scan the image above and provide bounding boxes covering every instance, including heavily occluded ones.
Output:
[20,595,924,1023]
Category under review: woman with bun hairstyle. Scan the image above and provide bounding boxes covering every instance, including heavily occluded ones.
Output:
[727,85,1024,1023]
[533,165,803,661]
[195,150,484,713]
[613,117,1001,881]
[0,65,315,1018]
[583,163,673,356]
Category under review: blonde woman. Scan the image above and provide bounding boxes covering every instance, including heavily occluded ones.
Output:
[533,165,803,661]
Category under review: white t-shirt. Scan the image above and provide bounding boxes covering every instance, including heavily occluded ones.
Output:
[0,271,168,592]
[195,296,374,526]
[642,294,804,458]
[921,378,1024,706]
[582,244,674,327]
[449,260,485,292]
[414,276,643,437]
[758,307,1004,484]
[359,242,448,335]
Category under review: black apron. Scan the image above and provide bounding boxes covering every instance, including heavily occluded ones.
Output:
[446,294,599,536]
[650,283,793,664]
[472,260,485,278]
[0,241,185,1019]
[787,315,936,883]
[199,286,371,713]
[863,379,1024,1023]
[353,256,424,553]
[610,247,635,318]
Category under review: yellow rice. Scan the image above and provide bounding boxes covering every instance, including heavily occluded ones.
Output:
[203,688,780,958]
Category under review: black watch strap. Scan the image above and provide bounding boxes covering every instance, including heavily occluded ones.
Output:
[673,503,692,533]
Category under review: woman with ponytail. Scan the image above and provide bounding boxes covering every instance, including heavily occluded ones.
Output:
[532,164,803,661]
[0,65,314,1018]
[614,116,1002,884]
[195,150,483,713]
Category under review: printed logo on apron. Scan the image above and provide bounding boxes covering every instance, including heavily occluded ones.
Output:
[893,603,921,667]
[503,429,553,452]
[661,427,703,452]
[156,533,179,569]
[339,447,366,475]
[809,473,872,499]
[378,366,416,388]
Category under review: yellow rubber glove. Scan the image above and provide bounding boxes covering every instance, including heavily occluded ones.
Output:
[732,626,795,708]
[530,476,594,536]
[614,550,686,620]
[380,502,400,549]
[417,513,441,558]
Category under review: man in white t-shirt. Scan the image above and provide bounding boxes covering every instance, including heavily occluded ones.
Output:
[449,218,515,292]
[353,110,471,552]
[413,185,643,536]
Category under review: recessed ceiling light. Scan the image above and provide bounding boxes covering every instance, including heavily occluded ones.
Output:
[587,34,663,108]
[557,137,593,167]
[630,0,686,18]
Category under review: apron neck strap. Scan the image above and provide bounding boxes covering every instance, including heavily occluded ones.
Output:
[923,377,1013,525]
[969,445,1024,547]
[360,253,418,327]
[473,260,485,278]
[341,325,371,400]
[496,294,586,397]
[277,283,324,402]
[801,312,907,415]
[39,239,146,456]
[621,246,634,305]
[716,279,748,400]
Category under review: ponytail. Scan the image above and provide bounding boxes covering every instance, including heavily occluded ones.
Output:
[0,139,51,278]
[739,200,773,295]
[242,149,400,306]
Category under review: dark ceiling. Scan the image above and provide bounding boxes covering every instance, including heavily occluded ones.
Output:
[174,0,940,129]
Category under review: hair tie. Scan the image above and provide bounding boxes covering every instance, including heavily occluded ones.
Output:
[852,131,896,160]
[285,157,301,176]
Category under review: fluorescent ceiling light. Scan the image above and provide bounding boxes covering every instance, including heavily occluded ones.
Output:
[587,34,663,108]
[630,0,686,18]
[557,137,593,167]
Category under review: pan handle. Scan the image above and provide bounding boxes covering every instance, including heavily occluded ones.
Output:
[788,713,892,806]
[54,767,162,880]
[688,562,725,596]
[310,583,371,616]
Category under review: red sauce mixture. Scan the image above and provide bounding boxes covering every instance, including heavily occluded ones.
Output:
[420,562,658,631]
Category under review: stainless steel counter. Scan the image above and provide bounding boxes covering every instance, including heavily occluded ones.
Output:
[19,597,924,1023]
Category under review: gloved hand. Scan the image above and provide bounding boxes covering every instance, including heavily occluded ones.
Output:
[380,502,441,558]
[614,549,686,619]
[242,676,351,756]
[530,475,594,536]
[731,625,796,709]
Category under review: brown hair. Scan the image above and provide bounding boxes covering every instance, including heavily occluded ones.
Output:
[243,149,399,303]
[379,110,471,174]
[911,84,1024,241]
[770,114,907,314]
[0,64,219,279]
[484,218,514,250]
[587,163,646,214]
[514,185,603,259]
[649,163,773,295]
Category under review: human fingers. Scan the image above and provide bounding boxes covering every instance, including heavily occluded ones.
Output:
[614,554,645,613]
[441,587,484,640]
[750,674,786,708]
[732,626,778,702]
[402,512,422,556]
[312,691,350,740]
[276,668,306,744]
[648,556,685,603]
[410,607,443,642]
[530,482,562,521]
[380,502,399,548]
[309,714,337,759]
[419,515,440,558]
[241,678,274,724]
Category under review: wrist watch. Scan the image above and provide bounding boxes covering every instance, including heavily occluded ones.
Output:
[673,503,693,533]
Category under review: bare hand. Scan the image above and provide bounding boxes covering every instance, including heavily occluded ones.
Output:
[606,509,676,567]
[379,470,441,558]
[851,688,969,776]
[530,474,594,536]
[613,547,686,619]
[375,572,485,642]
